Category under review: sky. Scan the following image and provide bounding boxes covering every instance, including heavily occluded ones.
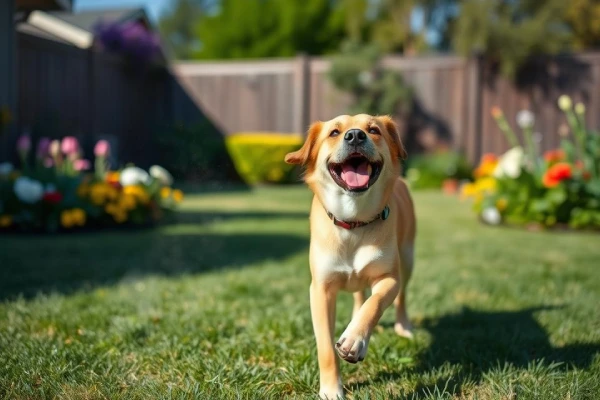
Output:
[75,0,172,22]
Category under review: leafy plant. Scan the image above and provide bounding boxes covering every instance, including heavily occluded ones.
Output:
[405,150,472,190]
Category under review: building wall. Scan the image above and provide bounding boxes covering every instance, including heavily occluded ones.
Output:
[0,0,16,160]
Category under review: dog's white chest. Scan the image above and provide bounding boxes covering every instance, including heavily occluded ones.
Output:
[312,239,395,290]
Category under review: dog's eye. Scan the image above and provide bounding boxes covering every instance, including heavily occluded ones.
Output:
[368,127,380,135]
[330,129,340,137]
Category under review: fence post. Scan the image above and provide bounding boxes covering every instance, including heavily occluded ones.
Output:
[465,53,484,163]
[293,53,311,135]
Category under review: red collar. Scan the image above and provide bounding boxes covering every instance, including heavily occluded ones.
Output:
[326,205,390,230]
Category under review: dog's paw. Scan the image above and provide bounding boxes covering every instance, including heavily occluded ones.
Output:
[394,321,414,339]
[335,331,369,364]
[319,385,344,399]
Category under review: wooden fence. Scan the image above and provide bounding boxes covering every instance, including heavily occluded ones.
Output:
[173,53,600,163]
[11,32,217,168]
[9,31,600,167]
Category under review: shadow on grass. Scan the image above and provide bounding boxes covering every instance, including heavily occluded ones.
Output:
[0,210,309,301]
[360,306,600,399]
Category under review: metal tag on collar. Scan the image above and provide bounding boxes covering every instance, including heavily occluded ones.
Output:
[381,205,390,221]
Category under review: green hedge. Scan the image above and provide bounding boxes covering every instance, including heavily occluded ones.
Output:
[225,133,303,184]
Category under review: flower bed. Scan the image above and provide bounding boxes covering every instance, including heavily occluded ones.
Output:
[462,96,600,230]
[0,136,182,233]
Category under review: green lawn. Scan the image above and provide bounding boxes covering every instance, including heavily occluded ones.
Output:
[1,187,599,399]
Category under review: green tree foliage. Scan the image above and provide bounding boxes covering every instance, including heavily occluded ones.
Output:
[328,40,412,116]
[193,0,347,59]
[564,0,600,50]
[452,0,571,78]
[158,0,212,59]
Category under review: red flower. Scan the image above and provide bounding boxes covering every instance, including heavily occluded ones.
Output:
[542,162,573,188]
[544,149,565,164]
[42,191,63,204]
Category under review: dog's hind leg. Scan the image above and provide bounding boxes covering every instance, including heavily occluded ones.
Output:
[394,244,414,339]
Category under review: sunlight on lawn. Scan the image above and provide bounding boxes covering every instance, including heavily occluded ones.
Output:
[1,187,599,399]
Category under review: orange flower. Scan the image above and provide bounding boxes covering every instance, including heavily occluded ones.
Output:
[542,162,573,188]
[544,149,565,164]
[474,153,499,178]
[491,106,503,119]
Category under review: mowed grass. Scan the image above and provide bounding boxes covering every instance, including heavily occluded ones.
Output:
[1,186,599,399]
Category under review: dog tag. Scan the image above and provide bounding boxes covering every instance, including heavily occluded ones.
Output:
[381,205,390,220]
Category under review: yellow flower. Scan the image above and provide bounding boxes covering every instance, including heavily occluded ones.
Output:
[60,210,74,228]
[475,177,497,194]
[119,194,136,210]
[71,208,86,226]
[160,187,171,199]
[0,215,12,228]
[460,182,477,199]
[172,189,183,203]
[123,185,150,204]
[77,183,90,198]
[496,198,508,211]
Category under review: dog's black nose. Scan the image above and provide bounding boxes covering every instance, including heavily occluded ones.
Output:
[344,129,367,145]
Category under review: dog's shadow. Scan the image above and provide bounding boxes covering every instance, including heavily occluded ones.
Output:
[351,306,600,398]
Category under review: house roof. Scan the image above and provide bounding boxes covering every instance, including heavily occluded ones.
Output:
[47,8,150,33]
[17,8,155,49]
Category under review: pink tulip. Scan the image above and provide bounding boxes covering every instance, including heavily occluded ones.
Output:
[61,136,79,155]
[49,140,61,157]
[36,137,51,159]
[17,135,31,154]
[73,159,91,171]
[94,140,110,157]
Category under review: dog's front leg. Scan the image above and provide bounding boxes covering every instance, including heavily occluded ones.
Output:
[335,274,399,363]
[310,281,343,399]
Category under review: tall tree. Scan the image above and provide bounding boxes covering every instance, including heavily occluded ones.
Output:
[452,0,571,78]
[193,0,347,59]
[564,0,600,50]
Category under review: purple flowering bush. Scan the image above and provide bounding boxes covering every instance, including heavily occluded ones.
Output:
[94,21,162,65]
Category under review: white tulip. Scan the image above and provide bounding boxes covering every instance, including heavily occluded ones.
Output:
[493,147,524,179]
[516,110,534,129]
[120,167,151,186]
[481,207,501,225]
[14,177,44,204]
[149,165,173,186]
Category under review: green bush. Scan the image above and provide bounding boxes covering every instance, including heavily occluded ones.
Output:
[405,150,473,190]
[225,133,303,185]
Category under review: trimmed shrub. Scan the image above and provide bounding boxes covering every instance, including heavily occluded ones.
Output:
[225,133,303,184]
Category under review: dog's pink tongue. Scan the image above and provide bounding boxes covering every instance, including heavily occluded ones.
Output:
[341,162,370,188]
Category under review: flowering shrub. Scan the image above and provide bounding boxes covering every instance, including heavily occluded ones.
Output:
[94,21,161,65]
[462,96,600,230]
[0,136,182,233]
[225,133,303,184]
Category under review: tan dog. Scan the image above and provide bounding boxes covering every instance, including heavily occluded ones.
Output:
[285,114,416,399]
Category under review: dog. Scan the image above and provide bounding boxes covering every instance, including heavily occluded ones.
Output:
[285,114,416,399]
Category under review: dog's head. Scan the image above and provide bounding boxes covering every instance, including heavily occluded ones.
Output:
[285,114,406,217]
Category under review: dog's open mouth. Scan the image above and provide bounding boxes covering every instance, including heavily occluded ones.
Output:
[328,153,383,192]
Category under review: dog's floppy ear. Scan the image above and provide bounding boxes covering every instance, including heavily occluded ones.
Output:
[284,121,322,165]
[379,115,407,160]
